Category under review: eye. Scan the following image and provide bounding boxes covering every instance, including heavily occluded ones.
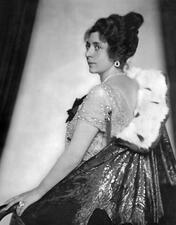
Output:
[85,42,90,50]
[94,44,101,51]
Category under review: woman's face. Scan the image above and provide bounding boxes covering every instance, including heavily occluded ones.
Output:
[85,32,114,75]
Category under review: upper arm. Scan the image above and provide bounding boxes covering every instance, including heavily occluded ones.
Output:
[66,119,98,160]
[77,85,111,132]
[66,85,111,161]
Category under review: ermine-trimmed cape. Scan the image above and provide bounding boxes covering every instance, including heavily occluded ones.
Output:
[116,67,169,149]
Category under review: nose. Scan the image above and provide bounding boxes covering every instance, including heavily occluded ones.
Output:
[85,46,94,58]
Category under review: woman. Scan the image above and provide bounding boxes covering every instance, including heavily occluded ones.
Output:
[1,12,176,225]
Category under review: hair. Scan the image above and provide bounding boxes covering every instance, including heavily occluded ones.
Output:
[84,12,144,68]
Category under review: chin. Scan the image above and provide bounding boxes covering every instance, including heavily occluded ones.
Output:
[89,68,98,74]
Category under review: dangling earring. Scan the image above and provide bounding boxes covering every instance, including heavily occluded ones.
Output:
[114,60,120,68]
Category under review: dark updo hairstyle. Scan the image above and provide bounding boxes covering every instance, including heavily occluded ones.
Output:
[84,12,144,68]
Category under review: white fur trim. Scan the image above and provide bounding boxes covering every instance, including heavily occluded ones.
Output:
[116,67,169,148]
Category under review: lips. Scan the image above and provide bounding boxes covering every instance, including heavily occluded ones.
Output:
[87,62,96,65]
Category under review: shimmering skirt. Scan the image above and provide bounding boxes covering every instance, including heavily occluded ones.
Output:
[10,128,176,225]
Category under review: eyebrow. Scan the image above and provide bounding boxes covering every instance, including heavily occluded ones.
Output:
[86,41,102,45]
[92,41,101,45]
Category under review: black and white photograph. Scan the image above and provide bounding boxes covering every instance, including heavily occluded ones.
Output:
[0,0,176,225]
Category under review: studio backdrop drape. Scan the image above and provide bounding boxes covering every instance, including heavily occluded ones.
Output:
[158,1,176,224]
[0,0,39,158]
[159,0,176,142]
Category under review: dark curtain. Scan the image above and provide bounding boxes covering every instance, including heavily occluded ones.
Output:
[159,0,176,143]
[158,1,176,225]
[0,0,39,158]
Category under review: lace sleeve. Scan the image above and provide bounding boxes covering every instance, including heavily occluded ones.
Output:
[77,85,111,132]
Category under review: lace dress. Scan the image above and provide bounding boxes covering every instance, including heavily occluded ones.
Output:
[65,83,132,162]
[10,69,176,225]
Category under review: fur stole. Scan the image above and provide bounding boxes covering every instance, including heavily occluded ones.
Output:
[116,67,169,149]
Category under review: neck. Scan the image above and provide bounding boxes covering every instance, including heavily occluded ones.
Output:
[99,66,123,83]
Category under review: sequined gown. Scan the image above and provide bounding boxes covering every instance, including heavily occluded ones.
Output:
[10,78,176,225]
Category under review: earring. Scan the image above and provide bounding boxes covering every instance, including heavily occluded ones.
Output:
[114,60,120,68]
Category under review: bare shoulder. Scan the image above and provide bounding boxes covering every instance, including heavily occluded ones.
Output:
[107,75,139,93]
[107,75,139,110]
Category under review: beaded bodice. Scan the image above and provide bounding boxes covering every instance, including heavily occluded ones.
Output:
[65,83,132,161]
